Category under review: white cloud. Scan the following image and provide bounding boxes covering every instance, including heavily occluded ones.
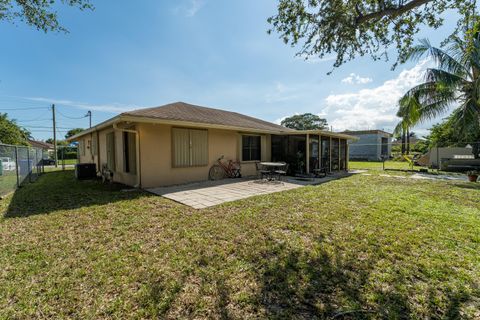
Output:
[341,73,373,85]
[25,97,137,113]
[323,60,429,132]
[173,0,206,17]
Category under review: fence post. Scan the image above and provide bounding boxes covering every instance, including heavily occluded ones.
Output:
[14,146,20,187]
[62,147,65,171]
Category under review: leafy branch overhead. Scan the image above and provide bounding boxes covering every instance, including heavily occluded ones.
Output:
[0,0,94,32]
[268,0,477,70]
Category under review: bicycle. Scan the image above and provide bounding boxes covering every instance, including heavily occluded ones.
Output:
[208,155,241,180]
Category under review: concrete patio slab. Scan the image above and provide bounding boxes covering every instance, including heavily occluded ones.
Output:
[147,172,356,209]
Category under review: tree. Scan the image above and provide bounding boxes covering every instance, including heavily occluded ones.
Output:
[0,0,93,33]
[397,30,480,158]
[394,88,422,154]
[281,113,328,130]
[268,0,477,71]
[65,128,84,139]
[0,113,30,145]
[424,116,480,156]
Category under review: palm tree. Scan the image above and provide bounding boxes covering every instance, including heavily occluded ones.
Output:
[395,93,421,155]
[396,31,480,158]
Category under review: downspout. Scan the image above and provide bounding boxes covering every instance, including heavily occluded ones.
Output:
[113,122,142,188]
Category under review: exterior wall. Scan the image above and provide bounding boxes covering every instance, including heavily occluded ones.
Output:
[427,147,474,169]
[348,133,391,161]
[138,123,271,188]
[76,126,138,186]
[77,133,97,165]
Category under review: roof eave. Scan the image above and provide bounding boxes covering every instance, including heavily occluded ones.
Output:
[119,115,296,135]
[66,115,121,141]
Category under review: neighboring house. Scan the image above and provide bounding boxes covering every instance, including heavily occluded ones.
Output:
[417,146,479,171]
[340,130,392,161]
[68,102,355,188]
[28,139,54,153]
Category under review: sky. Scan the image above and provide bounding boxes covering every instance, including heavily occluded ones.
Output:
[0,0,461,141]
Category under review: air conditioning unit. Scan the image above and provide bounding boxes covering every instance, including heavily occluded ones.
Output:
[75,163,97,180]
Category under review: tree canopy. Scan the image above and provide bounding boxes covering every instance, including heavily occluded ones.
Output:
[268,0,477,71]
[0,0,93,33]
[65,128,84,139]
[0,113,30,145]
[281,113,328,130]
[395,32,480,158]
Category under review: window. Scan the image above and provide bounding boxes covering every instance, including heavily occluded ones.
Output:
[92,134,98,156]
[381,137,389,156]
[123,132,137,174]
[106,132,115,171]
[242,135,261,161]
[79,140,85,156]
[172,128,208,167]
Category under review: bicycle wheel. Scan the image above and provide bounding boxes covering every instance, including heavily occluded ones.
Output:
[209,165,225,180]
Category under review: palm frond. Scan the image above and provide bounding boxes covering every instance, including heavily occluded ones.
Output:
[406,39,468,77]
[424,68,467,87]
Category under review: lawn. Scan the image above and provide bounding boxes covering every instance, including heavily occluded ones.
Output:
[349,160,421,171]
[0,171,17,196]
[1,170,479,319]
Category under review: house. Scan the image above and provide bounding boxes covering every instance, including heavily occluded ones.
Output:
[68,102,355,188]
[417,146,480,171]
[28,139,54,153]
[340,130,392,161]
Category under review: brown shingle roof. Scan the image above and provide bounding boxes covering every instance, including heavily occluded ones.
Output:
[28,139,54,149]
[122,102,295,133]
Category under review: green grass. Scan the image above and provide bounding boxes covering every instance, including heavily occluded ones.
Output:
[1,170,479,318]
[349,160,422,171]
[0,171,17,196]
[57,159,77,165]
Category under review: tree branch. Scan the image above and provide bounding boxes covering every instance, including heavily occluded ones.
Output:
[355,0,434,25]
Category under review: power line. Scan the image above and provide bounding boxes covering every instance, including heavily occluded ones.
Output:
[0,106,50,111]
[17,117,52,123]
[56,109,88,120]
[22,125,78,129]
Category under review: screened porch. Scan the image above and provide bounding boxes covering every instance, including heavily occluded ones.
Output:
[271,133,349,175]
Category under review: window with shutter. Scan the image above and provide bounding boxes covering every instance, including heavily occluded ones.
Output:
[106,132,116,171]
[242,135,261,161]
[123,132,137,174]
[92,134,98,156]
[172,128,208,167]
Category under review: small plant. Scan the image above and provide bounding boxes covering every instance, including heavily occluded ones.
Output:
[466,170,479,182]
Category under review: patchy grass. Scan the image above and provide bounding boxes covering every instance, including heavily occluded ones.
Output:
[1,171,479,319]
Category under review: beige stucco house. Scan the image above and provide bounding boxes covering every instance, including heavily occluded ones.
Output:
[69,102,355,188]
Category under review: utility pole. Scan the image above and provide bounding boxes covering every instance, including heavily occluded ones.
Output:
[52,104,58,168]
[87,110,92,128]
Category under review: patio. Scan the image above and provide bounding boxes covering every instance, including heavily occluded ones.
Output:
[147,171,358,209]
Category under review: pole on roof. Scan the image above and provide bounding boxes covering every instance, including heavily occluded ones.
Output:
[52,104,57,168]
[87,110,92,128]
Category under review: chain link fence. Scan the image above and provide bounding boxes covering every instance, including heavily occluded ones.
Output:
[0,143,78,197]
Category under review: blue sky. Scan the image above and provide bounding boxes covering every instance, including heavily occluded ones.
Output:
[0,0,459,140]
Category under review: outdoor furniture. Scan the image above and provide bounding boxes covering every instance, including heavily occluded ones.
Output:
[255,161,271,180]
[274,163,289,181]
[260,162,288,181]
